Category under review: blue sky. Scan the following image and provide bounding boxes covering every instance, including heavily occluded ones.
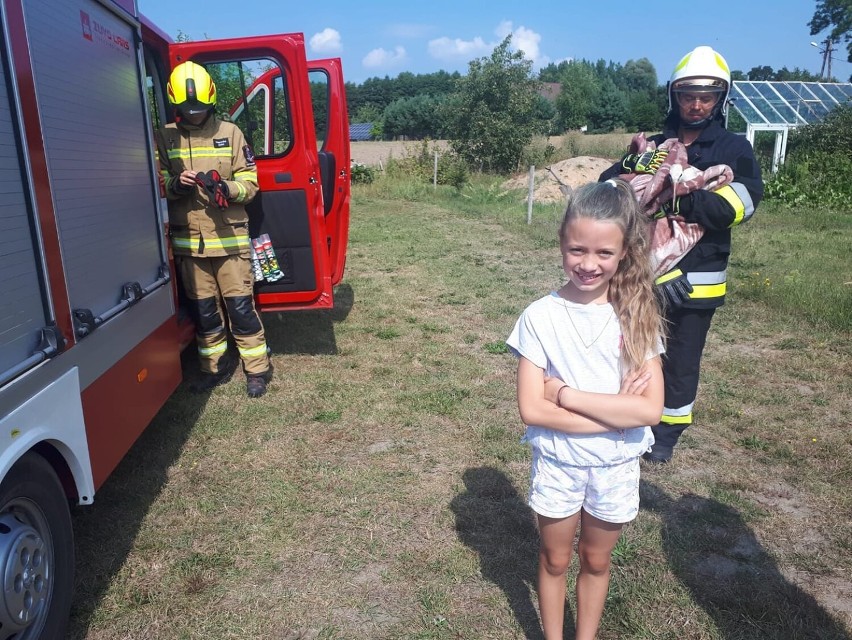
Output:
[138,1,849,85]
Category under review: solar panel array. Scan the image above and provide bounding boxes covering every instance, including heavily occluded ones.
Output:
[730,81,852,126]
[728,81,852,173]
[349,122,373,141]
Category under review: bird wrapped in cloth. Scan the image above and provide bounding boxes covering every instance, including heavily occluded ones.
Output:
[620,132,733,276]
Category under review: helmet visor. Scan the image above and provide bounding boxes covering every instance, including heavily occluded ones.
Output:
[672,77,727,93]
[179,99,214,116]
[675,91,722,108]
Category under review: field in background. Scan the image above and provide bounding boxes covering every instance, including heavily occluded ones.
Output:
[350,133,635,168]
[66,173,851,639]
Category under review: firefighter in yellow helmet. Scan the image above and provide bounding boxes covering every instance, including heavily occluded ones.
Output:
[156,61,272,398]
[600,46,764,462]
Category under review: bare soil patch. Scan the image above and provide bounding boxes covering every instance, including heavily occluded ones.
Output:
[501,156,615,203]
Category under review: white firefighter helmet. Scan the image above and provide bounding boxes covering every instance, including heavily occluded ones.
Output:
[667,46,731,123]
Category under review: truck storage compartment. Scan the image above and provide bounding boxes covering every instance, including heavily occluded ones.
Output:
[25,0,168,336]
[0,39,54,385]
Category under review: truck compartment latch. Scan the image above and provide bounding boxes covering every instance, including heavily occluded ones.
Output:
[121,282,144,304]
[73,309,96,338]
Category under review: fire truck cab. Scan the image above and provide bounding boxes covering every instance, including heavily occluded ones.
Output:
[0,0,350,636]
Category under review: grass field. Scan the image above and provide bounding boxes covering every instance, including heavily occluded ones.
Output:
[68,174,851,639]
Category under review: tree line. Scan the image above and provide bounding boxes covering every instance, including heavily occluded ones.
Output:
[343,47,828,143]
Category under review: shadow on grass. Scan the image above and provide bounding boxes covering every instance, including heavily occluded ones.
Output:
[641,481,850,640]
[451,467,552,640]
[263,283,354,355]
[67,287,353,637]
[67,347,207,638]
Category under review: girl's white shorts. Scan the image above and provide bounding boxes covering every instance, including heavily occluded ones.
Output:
[528,450,641,524]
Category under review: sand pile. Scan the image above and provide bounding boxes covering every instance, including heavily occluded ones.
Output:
[503,156,615,203]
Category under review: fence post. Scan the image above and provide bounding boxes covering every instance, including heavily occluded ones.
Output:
[433,150,438,190]
[527,165,535,224]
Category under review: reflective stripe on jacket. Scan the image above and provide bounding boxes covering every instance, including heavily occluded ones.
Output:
[156,116,259,257]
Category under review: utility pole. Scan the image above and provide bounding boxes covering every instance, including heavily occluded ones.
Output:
[811,37,835,80]
[825,38,834,80]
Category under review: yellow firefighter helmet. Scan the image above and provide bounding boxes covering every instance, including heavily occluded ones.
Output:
[167,61,217,116]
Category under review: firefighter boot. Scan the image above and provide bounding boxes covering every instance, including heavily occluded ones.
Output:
[191,353,237,393]
[246,366,273,399]
[642,443,673,464]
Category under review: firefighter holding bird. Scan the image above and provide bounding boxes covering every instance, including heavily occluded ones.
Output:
[600,46,763,463]
[156,61,273,398]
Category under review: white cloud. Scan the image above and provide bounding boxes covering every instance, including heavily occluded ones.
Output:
[496,21,547,66]
[427,36,491,61]
[428,22,549,67]
[511,26,542,63]
[495,20,514,39]
[362,46,408,69]
[309,28,342,54]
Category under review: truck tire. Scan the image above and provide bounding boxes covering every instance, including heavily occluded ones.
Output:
[0,452,74,640]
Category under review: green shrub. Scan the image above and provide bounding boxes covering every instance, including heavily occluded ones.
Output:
[765,104,852,210]
[350,161,376,184]
[384,140,469,191]
[520,136,556,169]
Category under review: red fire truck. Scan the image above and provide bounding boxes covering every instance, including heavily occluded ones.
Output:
[0,0,350,637]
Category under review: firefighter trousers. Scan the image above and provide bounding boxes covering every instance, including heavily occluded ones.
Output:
[652,307,716,451]
[177,254,270,376]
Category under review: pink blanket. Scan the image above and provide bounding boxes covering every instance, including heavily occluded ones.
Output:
[622,133,733,275]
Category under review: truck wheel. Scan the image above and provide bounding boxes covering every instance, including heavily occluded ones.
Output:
[0,453,74,640]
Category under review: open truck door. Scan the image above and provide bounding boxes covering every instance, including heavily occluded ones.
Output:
[308,58,351,287]
[169,36,348,312]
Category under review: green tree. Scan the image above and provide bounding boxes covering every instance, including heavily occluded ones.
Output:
[746,65,775,80]
[538,60,572,82]
[774,66,822,81]
[621,58,658,95]
[736,65,825,82]
[345,70,461,121]
[588,78,628,132]
[383,94,445,139]
[625,92,663,131]
[554,61,599,131]
[531,94,558,135]
[351,104,383,124]
[809,0,852,67]
[443,35,546,173]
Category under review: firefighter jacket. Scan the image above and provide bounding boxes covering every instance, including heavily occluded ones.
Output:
[156,115,259,257]
[601,117,763,309]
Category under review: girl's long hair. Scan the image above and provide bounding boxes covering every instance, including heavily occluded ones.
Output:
[559,179,665,371]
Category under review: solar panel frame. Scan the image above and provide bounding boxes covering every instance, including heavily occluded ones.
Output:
[727,81,851,173]
[729,81,852,128]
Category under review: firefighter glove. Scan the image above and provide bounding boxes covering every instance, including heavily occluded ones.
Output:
[655,268,693,309]
[654,192,694,219]
[195,170,230,210]
[621,148,669,175]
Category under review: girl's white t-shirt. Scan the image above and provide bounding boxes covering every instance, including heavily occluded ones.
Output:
[506,291,663,466]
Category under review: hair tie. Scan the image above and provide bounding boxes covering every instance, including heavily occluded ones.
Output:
[605,179,618,188]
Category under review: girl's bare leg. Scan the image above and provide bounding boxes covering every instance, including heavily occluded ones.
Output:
[537,512,580,639]
[574,510,624,640]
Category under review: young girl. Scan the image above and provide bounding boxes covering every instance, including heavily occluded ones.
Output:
[506,179,665,640]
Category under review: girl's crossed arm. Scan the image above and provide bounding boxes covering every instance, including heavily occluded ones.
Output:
[516,356,664,434]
